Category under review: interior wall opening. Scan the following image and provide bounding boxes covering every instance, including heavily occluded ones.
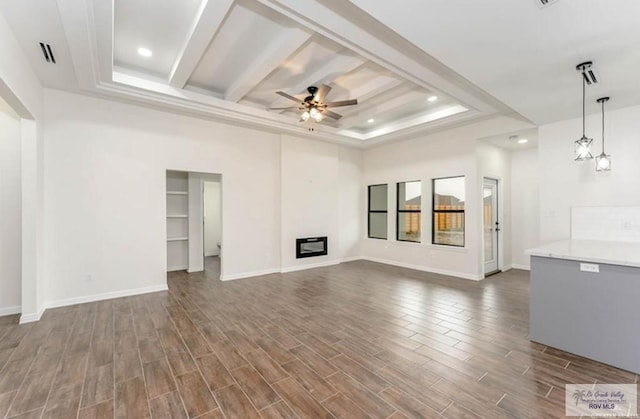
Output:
[166,170,222,280]
[0,93,22,316]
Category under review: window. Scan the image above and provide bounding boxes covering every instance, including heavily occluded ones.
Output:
[432,176,465,247]
[368,184,388,239]
[396,181,421,242]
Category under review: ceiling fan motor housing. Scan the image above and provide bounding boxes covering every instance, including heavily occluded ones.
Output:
[305,86,319,104]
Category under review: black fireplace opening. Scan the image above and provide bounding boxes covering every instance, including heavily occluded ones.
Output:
[296,236,328,259]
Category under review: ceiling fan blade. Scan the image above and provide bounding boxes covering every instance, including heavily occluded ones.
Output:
[324,99,358,108]
[268,107,303,110]
[315,84,332,103]
[323,109,343,120]
[276,91,303,103]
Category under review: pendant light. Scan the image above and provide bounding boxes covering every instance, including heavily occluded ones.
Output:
[574,62,596,161]
[595,97,611,172]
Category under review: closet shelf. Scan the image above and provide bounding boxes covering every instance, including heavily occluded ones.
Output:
[167,214,188,218]
[167,237,188,242]
[166,191,188,195]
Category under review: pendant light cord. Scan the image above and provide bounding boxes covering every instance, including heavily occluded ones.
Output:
[582,69,586,136]
[601,100,605,153]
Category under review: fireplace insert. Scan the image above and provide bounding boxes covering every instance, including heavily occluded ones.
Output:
[296,236,328,259]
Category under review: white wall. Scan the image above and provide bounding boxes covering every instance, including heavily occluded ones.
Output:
[477,142,512,271]
[187,173,203,272]
[510,147,539,269]
[42,89,362,302]
[539,105,640,244]
[0,96,21,314]
[362,116,532,280]
[280,135,341,271]
[204,181,222,257]
[338,147,363,261]
[43,89,282,302]
[0,12,44,321]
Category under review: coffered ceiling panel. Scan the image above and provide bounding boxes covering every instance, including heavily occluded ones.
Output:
[114,0,203,77]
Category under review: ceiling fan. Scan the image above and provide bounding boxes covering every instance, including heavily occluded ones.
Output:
[269,85,358,122]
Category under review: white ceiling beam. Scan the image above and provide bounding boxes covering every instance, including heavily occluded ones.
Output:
[337,90,425,129]
[269,53,365,108]
[224,27,311,103]
[335,79,407,119]
[168,0,235,88]
[254,0,514,115]
[346,78,405,105]
[353,105,471,141]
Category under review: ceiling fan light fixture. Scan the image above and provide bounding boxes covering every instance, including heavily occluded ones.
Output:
[309,107,322,122]
[301,111,310,122]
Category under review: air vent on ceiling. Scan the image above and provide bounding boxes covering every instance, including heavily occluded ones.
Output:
[39,42,56,64]
[536,0,560,8]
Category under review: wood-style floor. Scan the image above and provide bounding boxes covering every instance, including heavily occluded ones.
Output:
[0,258,637,418]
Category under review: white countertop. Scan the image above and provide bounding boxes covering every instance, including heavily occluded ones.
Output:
[526,239,640,268]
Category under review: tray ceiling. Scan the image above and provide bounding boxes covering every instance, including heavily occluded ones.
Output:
[0,0,528,146]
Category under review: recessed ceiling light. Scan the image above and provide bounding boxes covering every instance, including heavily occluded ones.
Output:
[427,96,438,102]
[367,118,375,123]
[137,47,152,57]
[518,138,529,144]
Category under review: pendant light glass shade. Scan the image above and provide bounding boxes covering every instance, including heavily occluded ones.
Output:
[595,97,611,172]
[596,153,611,171]
[575,136,594,161]
[575,63,594,161]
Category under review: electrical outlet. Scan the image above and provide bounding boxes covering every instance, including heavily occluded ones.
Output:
[580,263,599,273]
[84,273,93,282]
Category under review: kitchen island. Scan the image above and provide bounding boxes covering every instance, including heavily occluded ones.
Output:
[527,239,640,374]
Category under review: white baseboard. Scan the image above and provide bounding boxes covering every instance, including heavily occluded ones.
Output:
[20,284,169,324]
[511,264,531,271]
[222,268,281,281]
[222,257,366,281]
[45,284,169,310]
[361,256,483,281]
[0,305,21,316]
[20,306,45,324]
[204,252,219,257]
[501,264,513,272]
[280,259,341,273]
[167,265,188,272]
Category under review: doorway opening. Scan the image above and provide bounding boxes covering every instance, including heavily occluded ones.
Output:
[203,179,222,278]
[0,93,22,317]
[483,177,500,277]
[166,170,222,280]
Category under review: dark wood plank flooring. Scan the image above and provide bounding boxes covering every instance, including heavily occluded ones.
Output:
[0,258,637,418]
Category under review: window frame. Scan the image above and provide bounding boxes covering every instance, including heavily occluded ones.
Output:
[367,184,388,240]
[431,176,465,247]
[396,180,422,243]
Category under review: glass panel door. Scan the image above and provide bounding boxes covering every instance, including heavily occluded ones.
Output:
[483,178,499,275]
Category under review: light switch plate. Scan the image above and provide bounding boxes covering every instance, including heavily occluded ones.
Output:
[580,263,600,273]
